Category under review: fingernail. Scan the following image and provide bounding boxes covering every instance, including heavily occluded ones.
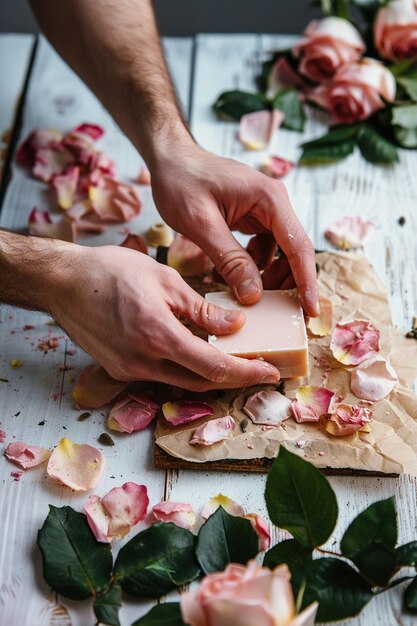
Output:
[223,309,244,324]
[236,278,261,303]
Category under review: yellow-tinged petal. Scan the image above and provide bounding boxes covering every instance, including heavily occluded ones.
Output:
[307,296,333,337]
[47,437,106,491]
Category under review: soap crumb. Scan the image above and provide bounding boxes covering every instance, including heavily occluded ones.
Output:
[296,440,306,449]
[247,443,254,450]
[319,451,326,456]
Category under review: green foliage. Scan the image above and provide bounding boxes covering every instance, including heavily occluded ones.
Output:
[391,104,417,148]
[131,603,185,626]
[396,541,417,566]
[293,558,373,622]
[272,88,306,131]
[263,538,312,571]
[404,576,417,613]
[299,126,358,164]
[196,506,259,574]
[212,90,269,121]
[37,505,113,600]
[265,446,338,548]
[390,59,417,101]
[114,523,200,598]
[94,584,122,626]
[356,124,399,163]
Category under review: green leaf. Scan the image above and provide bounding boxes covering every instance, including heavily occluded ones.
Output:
[341,498,397,557]
[131,603,185,626]
[114,523,200,598]
[37,505,112,600]
[272,89,305,132]
[404,576,417,613]
[350,543,397,586]
[396,541,417,567]
[397,77,417,101]
[94,584,122,626]
[265,446,338,548]
[299,126,358,164]
[391,104,417,148]
[196,506,259,574]
[212,90,269,121]
[293,558,373,622]
[390,59,417,100]
[356,124,399,164]
[263,539,312,571]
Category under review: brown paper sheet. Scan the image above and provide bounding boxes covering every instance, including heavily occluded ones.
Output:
[155,252,417,475]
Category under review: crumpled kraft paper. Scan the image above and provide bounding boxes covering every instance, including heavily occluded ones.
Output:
[155,252,417,475]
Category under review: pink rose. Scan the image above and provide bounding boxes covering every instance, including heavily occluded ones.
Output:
[309,58,396,123]
[180,560,317,626]
[292,17,365,83]
[374,0,417,61]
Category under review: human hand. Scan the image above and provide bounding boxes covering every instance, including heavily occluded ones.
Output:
[150,143,318,316]
[52,245,280,390]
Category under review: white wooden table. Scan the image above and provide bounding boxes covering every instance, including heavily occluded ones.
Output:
[1,33,416,626]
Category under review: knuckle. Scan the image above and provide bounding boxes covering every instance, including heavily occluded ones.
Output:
[214,249,249,280]
[206,360,231,384]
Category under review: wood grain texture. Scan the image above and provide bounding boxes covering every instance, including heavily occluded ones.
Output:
[0,33,34,182]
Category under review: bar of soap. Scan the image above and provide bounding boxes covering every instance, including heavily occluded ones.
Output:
[205,289,309,379]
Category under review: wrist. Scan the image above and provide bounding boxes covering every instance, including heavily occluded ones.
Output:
[136,117,196,172]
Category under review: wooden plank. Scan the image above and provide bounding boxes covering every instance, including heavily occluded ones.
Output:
[0,35,192,626]
[163,34,417,626]
[0,34,34,182]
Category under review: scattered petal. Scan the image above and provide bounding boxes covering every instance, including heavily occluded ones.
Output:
[243,390,292,425]
[190,415,235,446]
[11,471,23,481]
[108,393,160,433]
[307,296,333,337]
[4,442,51,469]
[73,364,129,408]
[323,403,373,437]
[201,494,245,521]
[16,129,63,167]
[28,207,53,225]
[120,233,148,254]
[29,216,76,242]
[162,400,214,426]
[238,109,284,150]
[10,359,23,369]
[325,216,375,250]
[51,166,80,210]
[350,355,398,401]
[137,166,151,185]
[261,155,295,179]
[47,438,106,491]
[244,513,271,551]
[167,234,213,277]
[330,320,380,365]
[89,178,142,222]
[73,123,104,141]
[292,385,336,423]
[85,482,148,542]
[151,501,196,530]
[33,145,74,182]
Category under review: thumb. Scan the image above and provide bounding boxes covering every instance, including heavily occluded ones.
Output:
[170,277,246,336]
[190,219,263,305]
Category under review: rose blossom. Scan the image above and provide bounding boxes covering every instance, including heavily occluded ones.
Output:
[374,0,417,61]
[180,560,317,626]
[292,17,365,83]
[309,58,396,123]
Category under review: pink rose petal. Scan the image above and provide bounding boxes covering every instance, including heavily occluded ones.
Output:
[292,385,336,423]
[120,233,148,254]
[323,403,373,437]
[261,156,295,179]
[28,216,76,242]
[51,166,80,210]
[4,442,51,469]
[201,494,245,521]
[73,364,129,408]
[16,129,63,167]
[190,415,235,446]
[238,109,284,150]
[350,355,398,401]
[325,216,375,250]
[162,400,214,426]
[167,234,213,277]
[89,178,142,223]
[47,438,106,491]
[307,296,333,337]
[330,320,380,366]
[151,501,196,530]
[32,145,74,182]
[244,513,271,552]
[85,482,148,542]
[28,207,53,225]
[108,393,160,433]
[243,390,292,426]
[73,123,105,141]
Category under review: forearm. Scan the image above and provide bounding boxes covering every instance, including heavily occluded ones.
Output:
[28,0,194,166]
[0,231,72,313]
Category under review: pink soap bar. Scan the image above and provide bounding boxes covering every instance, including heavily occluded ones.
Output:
[206,289,309,379]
